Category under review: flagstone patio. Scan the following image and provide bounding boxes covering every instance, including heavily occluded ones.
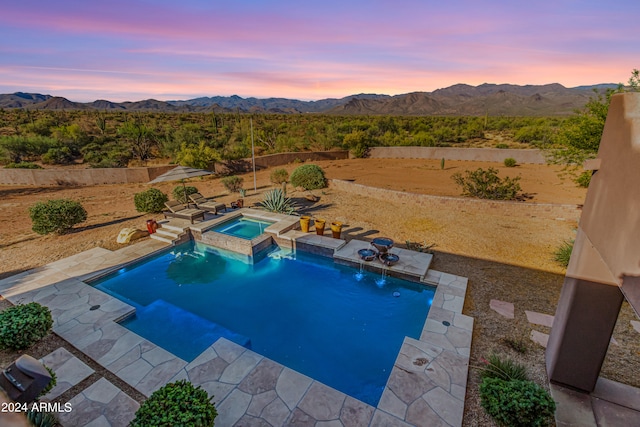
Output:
[0,229,472,426]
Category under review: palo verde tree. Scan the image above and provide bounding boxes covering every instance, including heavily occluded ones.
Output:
[117,118,156,161]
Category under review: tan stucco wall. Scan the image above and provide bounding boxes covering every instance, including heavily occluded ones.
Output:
[0,165,175,186]
[368,147,547,164]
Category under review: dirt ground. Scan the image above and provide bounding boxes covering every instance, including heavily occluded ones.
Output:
[1,157,638,426]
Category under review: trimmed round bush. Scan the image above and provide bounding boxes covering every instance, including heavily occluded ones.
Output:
[503,157,517,167]
[0,302,53,350]
[290,164,326,190]
[130,380,217,427]
[270,168,289,185]
[480,378,556,427]
[134,188,168,213]
[172,185,199,204]
[29,199,87,235]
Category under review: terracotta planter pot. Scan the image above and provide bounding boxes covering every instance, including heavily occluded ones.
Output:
[314,219,326,235]
[330,221,343,239]
[300,216,311,232]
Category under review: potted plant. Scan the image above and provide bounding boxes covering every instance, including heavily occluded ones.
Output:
[330,221,343,239]
[314,218,326,235]
[300,215,311,232]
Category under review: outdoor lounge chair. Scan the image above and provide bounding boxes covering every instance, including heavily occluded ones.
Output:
[188,193,227,214]
[163,201,206,223]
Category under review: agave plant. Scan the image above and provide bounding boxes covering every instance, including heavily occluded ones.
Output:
[260,188,297,214]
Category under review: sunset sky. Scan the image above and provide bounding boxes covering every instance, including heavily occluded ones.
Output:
[1,0,638,102]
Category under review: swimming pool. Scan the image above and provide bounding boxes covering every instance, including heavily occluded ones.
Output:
[91,241,434,406]
[210,216,274,239]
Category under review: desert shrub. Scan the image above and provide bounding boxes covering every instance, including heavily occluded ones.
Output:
[0,303,53,350]
[221,175,244,193]
[134,188,168,213]
[452,167,522,200]
[260,188,296,214]
[290,164,326,190]
[172,185,199,204]
[480,378,556,427]
[130,380,217,427]
[480,354,529,381]
[503,157,517,167]
[495,143,509,149]
[575,171,592,188]
[270,168,289,185]
[39,365,57,398]
[26,409,58,427]
[554,239,574,267]
[29,199,87,235]
[405,240,437,254]
[4,161,42,169]
[41,147,73,165]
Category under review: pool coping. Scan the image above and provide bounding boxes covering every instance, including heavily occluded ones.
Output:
[0,233,471,426]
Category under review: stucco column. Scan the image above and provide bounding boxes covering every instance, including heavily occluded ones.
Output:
[546,276,623,392]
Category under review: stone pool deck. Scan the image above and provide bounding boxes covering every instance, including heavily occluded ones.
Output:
[0,227,471,426]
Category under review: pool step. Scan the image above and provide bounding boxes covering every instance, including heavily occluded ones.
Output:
[151,227,183,244]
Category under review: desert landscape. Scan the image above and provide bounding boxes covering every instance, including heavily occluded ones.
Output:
[1,157,638,426]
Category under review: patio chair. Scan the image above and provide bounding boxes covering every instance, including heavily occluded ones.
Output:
[163,201,206,224]
[188,193,227,214]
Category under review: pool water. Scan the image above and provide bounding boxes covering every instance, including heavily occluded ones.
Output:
[92,241,434,406]
[210,216,274,239]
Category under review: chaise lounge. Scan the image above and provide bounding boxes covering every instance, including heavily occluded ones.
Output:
[188,193,227,214]
[163,201,206,223]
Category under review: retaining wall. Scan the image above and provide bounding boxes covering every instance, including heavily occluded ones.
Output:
[368,147,547,164]
[0,165,176,186]
[329,179,581,222]
[214,150,349,174]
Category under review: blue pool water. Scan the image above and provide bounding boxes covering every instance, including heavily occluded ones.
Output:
[210,216,274,239]
[92,242,434,406]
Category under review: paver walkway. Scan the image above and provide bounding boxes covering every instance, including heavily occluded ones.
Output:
[40,348,94,400]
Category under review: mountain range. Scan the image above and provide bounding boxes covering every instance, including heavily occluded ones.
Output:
[0,83,618,116]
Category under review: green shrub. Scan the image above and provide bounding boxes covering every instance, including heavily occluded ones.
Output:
[41,147,73,165]
[221,175,244,193]
[26,409,58,427]
[270,168,289,185]
[503,157,517,167]
[480,378,556,427]
[554,239,574,267]
[134,188,168,213]
[452,167,522,200]
[29,199,87,235]
[260,188,297,214]
[480,354,529,381]
[130,380,217,427]
[290,164,327,190]
[0,303,53,350]
[495,143,509,149]
[39,365,57,398]
[172,185,199,204]
[575,171,592,188]
[4,161,43,169]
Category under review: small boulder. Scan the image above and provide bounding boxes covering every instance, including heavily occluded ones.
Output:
[117,228,148,244]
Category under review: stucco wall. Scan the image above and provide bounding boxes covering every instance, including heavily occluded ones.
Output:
[329,179,581,222]
[368,147,547,164]
[0,165,175,186]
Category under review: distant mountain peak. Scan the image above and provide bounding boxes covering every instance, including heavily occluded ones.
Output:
[0,83,612,116]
